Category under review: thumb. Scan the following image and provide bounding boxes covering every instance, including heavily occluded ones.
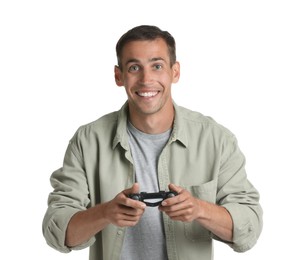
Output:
[168,183,182,194]
[123,183,140,196]
[131,182,140,194]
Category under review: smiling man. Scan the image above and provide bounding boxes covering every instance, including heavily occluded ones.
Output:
[43,25,263,260]
[115,37,179,134]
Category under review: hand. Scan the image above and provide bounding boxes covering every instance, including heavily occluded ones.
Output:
[159,183,202,222]
[103,183,146,227]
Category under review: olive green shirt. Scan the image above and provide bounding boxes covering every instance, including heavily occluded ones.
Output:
[42,102,263,260]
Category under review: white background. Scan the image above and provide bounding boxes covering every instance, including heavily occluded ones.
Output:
[1,0,303,259]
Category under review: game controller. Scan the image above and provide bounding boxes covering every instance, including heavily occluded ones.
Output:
[129,190,178,207]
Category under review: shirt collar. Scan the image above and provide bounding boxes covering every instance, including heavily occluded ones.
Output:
[171,101,188,147]
[112,101,129,150]
[112,101,188,149]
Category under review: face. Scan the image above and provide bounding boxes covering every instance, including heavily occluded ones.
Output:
[115,38,180,118]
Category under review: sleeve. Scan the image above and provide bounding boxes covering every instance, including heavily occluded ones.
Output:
[215,135,263,252]
[42,132,96,252]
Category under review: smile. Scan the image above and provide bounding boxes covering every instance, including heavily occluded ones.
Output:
[136,91,159,97]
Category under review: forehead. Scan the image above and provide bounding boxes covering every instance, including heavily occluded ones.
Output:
[120,38,170,64]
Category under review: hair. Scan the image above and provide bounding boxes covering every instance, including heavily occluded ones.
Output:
[115,25,176,68]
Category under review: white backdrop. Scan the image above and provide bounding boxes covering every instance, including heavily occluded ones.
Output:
[1,0,303,259]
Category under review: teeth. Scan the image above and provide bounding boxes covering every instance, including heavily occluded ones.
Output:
[137,91,158,97]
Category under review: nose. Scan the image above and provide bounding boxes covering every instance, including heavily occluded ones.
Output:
[139,68,153,85]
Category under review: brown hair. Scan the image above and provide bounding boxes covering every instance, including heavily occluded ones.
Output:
[116,25,176,68]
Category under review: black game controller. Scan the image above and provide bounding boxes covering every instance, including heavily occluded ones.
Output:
[129,190,178,207]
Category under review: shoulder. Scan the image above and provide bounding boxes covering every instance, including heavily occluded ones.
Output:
[70,110,121,145]
[175,104,235,139]
[80,110,119,132]
[175,104,243,162]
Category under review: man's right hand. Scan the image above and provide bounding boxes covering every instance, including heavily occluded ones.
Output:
[103,183,146,227]
[65,183,146,247]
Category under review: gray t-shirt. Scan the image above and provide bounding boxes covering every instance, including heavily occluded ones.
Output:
[120,122,171,260]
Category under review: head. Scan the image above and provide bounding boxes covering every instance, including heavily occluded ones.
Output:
[116,25,176,69]
[114,25,180,131]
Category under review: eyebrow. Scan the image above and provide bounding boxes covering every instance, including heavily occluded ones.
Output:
[124,57,166,66]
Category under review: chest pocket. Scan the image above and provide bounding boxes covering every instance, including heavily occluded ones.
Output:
[184,180,217,241]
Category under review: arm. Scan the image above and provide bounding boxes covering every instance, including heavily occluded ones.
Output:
[160,137,263,252]
[160,137,263,251]
[42,142,146,251]
[43,127,146,251]
[160,184,233,242]
[65,183,146,247]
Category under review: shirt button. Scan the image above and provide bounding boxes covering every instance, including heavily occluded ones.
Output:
[117,230,123,235]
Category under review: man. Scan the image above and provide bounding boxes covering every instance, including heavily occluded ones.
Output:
[43,25,263,260]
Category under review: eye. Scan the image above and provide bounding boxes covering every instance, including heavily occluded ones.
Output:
[128,65,140,72]
[154,64,163,70]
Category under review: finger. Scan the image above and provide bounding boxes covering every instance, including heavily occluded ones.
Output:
[124,195,146,210]
[131,182,140,194]
[160,197,186,211]
[161,185,185,206]
[115,216,141,227]
[120,183,145,209]
[113,190,145,211]
[168,183,183,193]
[120,204,143,214]
[123,183,140,196]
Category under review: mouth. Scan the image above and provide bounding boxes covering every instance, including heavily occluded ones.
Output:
[136,91,159,98]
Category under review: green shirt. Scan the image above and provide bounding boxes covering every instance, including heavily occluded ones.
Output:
[42,102,263,260]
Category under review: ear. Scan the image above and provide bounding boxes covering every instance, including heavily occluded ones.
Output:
[114,65,124,86]
[172,62,180,83]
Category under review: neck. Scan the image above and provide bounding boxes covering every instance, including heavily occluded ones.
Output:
[128,103,174,135]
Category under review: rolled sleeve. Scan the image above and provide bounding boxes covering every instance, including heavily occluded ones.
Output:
[42,136,95,252]
[223,203,263,252]
[216,135,263,252]
[42,207,95,252]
